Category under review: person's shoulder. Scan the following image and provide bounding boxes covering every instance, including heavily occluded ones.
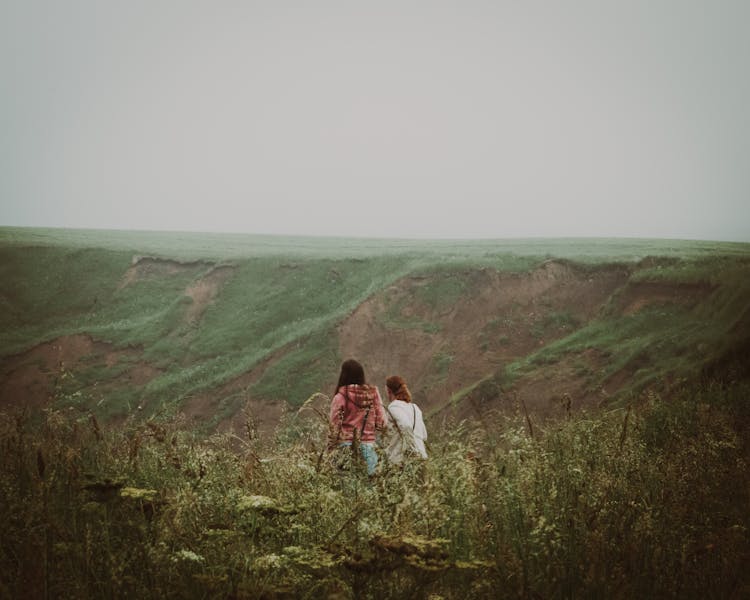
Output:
[363,384,381,398]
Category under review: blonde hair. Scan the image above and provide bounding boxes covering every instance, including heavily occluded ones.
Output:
[386,375,412,403]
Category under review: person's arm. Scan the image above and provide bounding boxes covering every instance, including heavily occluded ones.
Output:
[329,393,345,427]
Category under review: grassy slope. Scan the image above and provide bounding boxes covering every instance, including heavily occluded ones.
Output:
[441,254,750,413]
[549,256,749,387]
[1,227,749,423]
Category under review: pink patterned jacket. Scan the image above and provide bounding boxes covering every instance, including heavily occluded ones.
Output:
[329,384,386,444]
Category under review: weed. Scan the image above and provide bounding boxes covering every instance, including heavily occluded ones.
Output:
[1,379,748,598]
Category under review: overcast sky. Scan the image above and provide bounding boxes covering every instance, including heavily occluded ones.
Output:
[2,1,749,241]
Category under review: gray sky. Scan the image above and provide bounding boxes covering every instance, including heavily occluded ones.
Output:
[2,1,749,241]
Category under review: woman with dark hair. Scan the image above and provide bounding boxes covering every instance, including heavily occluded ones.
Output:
[383,375,428,464]
[328,359,386,475]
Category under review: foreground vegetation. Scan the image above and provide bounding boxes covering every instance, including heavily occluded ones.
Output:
[2,377,748,599]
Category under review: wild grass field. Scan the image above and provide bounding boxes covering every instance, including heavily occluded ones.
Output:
[2,379,748,598]
[1,227,749,598]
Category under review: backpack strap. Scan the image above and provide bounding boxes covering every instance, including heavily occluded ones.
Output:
[360,404,371,438]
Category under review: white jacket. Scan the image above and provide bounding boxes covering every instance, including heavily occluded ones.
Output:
[384,400,428,464]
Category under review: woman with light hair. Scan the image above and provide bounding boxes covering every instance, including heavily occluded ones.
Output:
[383,375,428,465]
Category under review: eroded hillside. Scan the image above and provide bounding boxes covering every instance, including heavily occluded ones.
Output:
[1,236,748,437]
[338,260,630,413]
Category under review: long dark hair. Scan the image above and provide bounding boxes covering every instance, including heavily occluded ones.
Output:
[335,359,365,396]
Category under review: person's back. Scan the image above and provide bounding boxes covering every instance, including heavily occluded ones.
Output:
[383,375,427,465]
[328,359,385,476]
[329,383,385,444]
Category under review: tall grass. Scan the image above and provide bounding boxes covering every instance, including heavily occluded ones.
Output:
[1,379,748,599]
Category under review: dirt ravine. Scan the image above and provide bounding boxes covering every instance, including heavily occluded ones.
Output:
[117,256,213,290]
[337,261,633,420]
[184,265,236,324]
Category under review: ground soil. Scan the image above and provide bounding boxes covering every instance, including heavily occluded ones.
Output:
[0,334,159,413]
[183,265,236,323]
[181,344,289,441]
[117,256,211,290]
[613,281,714,316]
[338,261,632,420]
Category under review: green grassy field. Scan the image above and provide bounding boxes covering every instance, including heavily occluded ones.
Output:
[3,225,749,260]
[1,227,749,598]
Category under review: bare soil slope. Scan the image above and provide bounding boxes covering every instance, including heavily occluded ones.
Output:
[0,334,160,412]
[338,261,631,416]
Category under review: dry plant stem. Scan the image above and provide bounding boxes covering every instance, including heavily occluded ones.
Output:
[296,393,335,471]
[520,396,535,440]
[296,393,331,425]
[618,404,632,455]
[327,499,366,547]
[1,376,748,599]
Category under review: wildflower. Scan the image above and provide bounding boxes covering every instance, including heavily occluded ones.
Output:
[254,553,283,570]
[120,487,158,502]
[282,546,340,569]
[237,494,294,515]
[172,549,205,564]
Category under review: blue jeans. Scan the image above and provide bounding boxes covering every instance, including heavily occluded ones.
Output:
[339,442,378,475]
